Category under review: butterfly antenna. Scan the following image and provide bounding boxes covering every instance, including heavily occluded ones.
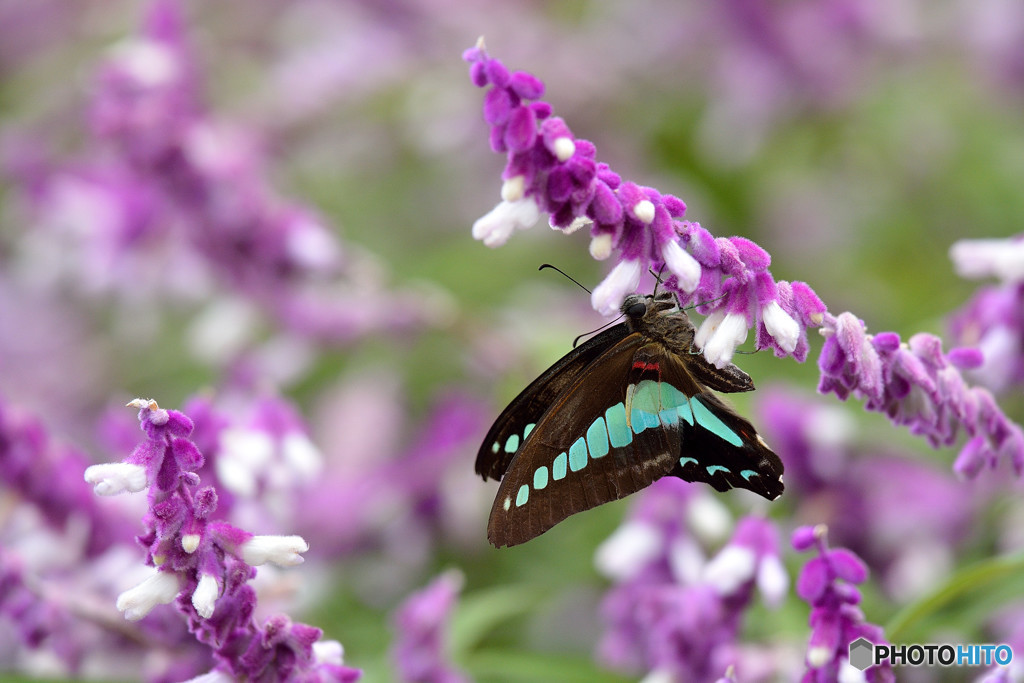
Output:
[573,315,624,348]
[648,266,667,294]
[684,292,729,312]
[539,264,591,294]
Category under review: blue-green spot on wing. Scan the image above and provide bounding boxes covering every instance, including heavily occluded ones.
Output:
[486,338,685,548]
[475,323,633,483]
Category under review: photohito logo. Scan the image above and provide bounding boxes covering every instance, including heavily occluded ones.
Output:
[849,637,1013,670]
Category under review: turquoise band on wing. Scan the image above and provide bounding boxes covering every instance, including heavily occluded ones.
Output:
[516,381,743,512]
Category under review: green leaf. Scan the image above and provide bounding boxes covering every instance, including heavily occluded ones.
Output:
[449,585,543,654]
[886,550,1024,642]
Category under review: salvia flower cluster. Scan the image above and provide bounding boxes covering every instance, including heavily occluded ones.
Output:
[84,398,360,682]
[463,40,1024,480]
[595,479,789,681]
[792,525,893,683]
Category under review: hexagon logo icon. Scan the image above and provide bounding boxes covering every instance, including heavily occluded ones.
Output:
[849,637,875,671]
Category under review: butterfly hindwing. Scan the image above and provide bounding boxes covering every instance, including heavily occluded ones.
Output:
[487,342,695,547]
[475,323,632,482]
[671,389,784,499]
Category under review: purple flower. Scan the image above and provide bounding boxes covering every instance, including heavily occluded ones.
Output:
[392,570,470,683]
[463,40,819,367]
[792,525,893,683]
[0,547,84,671]
[596,479,790,681]
[817,311,1024,478]
[86,398,361,682]
[0,395,135,558]
[755,388,976,598]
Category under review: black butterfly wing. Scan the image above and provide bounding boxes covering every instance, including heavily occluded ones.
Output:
[475,322,632,482]
[487,340,694,547]
[656,354,784,499]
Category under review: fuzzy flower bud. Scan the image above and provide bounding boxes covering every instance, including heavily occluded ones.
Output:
[239,534,309,567]
[592,259,642,316]
[192,573,219,619]
[472,197,541,247]
[762,300,800,353]
[116,570,181,621]
[84,462,148,496]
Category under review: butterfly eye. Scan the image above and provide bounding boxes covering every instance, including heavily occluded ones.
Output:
[626,301,648,318]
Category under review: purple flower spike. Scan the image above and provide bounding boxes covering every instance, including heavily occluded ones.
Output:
[392,570,470,683]
[464,41,820,367]
[792,525,894,683]
[86,398,361,682]
[817,312,1024,478]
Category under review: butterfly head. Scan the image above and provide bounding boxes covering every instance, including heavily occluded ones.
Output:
[621,291,698,349]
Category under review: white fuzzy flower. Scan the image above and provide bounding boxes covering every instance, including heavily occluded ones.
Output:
[216,427,274,498]
[239,534,309,567]
[591,259,642,316]
[181,533,201,554]
[762,300,799,353]
[594,521,661,581]
[116,569,180,621]
[703,545,756,595]
[84,462,148,496]
[313,639,345,666]
[589,232,613,260]
[471,197,541,247]
[696,311,749,368]
[950,237,1024,282]
[555,215,592,234]
[757,554,789,607]
[661,240,701,292]
[632,199,656,224]
[192,573,220,619]
[552,137,576,162]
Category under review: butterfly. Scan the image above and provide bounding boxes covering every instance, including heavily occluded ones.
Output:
[475,289,784,547]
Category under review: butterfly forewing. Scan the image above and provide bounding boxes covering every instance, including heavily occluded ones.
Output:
[475,323,632,482]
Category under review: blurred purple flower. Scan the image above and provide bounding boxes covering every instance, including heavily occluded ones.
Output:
[0,396,135,559]
[596,479,791,681]
[392,570,470,683]
[0,547,84,672]
[756,388,976,598]
[295,388,488,607]
[10,0,438,350]
[949,234,1024,394]
[792,524,893,683]
[85,398,361,682]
